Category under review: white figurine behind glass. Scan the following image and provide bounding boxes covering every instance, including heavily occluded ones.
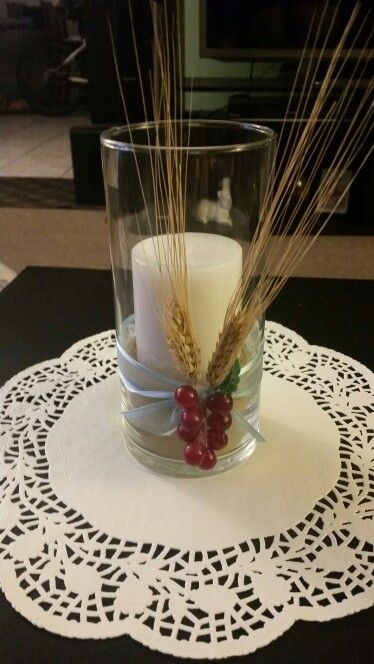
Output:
[196,177,233,227]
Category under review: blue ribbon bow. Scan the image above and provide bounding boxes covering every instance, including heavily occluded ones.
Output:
[117,315,265,443]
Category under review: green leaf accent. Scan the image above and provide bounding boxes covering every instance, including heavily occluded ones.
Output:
[217,358,241,394]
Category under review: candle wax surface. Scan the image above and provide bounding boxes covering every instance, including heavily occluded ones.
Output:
[131,233,242,379]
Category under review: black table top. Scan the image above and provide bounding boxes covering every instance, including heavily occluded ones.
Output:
[0,267,373,664]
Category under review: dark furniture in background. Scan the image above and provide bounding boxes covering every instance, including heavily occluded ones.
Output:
[83,0,155,125]
[189,0,374,234]
[71,0,162,205]
[0,14,39,111]
[72,1,373,231]
[70,124,108,205]
[0,267,373,663]
[182,73,373,235]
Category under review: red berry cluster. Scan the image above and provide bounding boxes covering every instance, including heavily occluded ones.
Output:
[175,385,233,471]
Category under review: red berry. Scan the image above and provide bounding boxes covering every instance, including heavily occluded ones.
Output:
[207,411,232,431]
[184,440,204,466]
[207,391,233,414]
[175,385,199,408]
[207,430,228,450]
[177,423,198,442]
[180,407,204,431]
[199,448,217,470]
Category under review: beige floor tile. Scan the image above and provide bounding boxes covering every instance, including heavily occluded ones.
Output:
[0,121,64,168]
[60,169,73,179]
[0,113,90,171]
[23,135,73,169]
[0,115,40,137]
[0,157,71,178]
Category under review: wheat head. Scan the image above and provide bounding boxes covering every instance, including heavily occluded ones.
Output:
[206,309,252,387]
[163,296,201,383]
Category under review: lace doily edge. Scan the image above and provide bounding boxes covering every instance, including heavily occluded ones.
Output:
[0,329,116,397]
[1,580,372,658]
[1,323,373,657]
[264,321,373,382]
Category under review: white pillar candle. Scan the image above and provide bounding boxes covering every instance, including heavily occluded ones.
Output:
[131,232,242,379]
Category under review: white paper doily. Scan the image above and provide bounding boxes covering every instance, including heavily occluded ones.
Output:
[0,322,373,659]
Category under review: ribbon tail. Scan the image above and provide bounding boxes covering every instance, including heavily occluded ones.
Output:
[232,409,266,443]
[118,367,174,400]
[122,399,180,436]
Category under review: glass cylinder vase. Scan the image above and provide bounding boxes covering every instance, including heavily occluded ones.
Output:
[101,120,275,477]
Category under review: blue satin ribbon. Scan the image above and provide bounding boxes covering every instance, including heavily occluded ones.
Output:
[117,315,265,443]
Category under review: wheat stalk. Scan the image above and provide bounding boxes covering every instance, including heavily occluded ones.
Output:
[109,1,200,379]
[148,1,201,379]
[110,1,372,388]
[206,3,372,384]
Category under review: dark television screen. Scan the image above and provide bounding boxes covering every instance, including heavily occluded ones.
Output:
[200,0,374,60]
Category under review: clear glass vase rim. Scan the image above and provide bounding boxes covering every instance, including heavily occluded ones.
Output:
[101,119,276,154]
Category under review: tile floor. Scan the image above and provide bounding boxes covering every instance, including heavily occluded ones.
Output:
[0,112,90,178]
